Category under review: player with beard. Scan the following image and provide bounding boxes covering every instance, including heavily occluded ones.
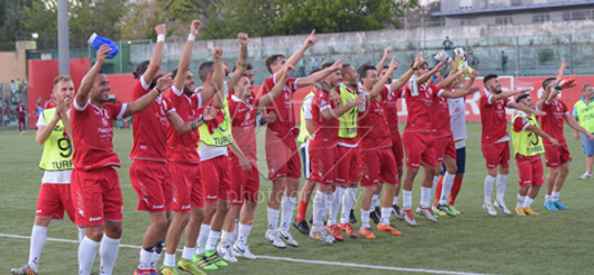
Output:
[71,44,168,275]
[479,74,542,217]
[159,20,216,275]
[259,31,345,248]
[128,23,172,275]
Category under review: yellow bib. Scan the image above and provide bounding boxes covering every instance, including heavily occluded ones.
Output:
[338,84,358,139]
[574,100,594,133]
[38,108,73,171]
[511,113,544,157]
[198,100,233,147]
[297,92,314,144]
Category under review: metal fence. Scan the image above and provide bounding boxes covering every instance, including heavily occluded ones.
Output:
[25,32,594,83]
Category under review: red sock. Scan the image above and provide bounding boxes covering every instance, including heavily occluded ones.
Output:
[295,200,309,223]
[449,174,464,205]
[433,176,444,206]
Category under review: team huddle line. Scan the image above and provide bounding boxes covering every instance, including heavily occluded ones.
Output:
[10,20,591,275]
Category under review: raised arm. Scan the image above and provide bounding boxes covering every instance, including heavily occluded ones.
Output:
[441,72,478,98]
[418,60,446,85]
[375,47,391,72]
[125,74,171,117]
[227,33,249,89]
[295,60,342,87]
[211,48,225,108]
[143,24,167,84]
[173,20,200,90]
[257,65,292,108]
[75,45,110,108]
[491,88,530,102]
[437,70,464,90]
[286,30,316,71]
[556,61,566,82]
[390,54,423,91]
[369,59,398,98]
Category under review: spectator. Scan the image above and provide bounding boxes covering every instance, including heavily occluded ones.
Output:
[573,84,594,180]
[16,101,26,133]
[443,36,454,51]
[10,80,18,95]
[501,50,508,73]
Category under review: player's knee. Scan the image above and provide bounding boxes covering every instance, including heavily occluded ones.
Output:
[34,216,52,227]
[104,222,123,239]
[86,226,104,241]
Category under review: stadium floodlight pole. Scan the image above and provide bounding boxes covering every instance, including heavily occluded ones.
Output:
[57,0,70,75]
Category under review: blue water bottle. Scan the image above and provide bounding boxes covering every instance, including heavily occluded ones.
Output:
[88,33,119,59]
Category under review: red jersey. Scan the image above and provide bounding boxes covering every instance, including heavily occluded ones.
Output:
[71,100,126,171]
[228,93,258,161]
[359,94,392,149]
[432,88,453,138]
[403,83,439,133]
[260,75,299,136]
[382,85,402,134]
[480,91,510,144]
[310,88,339,147]
[162,86,201,164]
[540,99,568,145]
[130,78,170,162]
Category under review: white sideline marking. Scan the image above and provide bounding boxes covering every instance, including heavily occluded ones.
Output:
[0,233,489,275]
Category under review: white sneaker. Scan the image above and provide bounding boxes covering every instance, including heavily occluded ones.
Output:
[217,243,238,263]
[232,243,257,260]
[420,208,438,223]
[494,200,512,215]
[279,230,299,247]
[483,203,498,216]
[318,227,336,245]
[265,229,287,249]
[579,172,592,180]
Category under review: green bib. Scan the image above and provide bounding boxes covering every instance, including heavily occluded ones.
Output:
[337,84,358,139]
[511,113,544,157]
[198,100,233,147]
[38,108,73,171]
[297,92,314,144]
[574,100,594,133]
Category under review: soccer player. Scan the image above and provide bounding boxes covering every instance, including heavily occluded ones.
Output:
[307,61,354,243]
[432,70,478,217]
[198,33,251,263]
[259,30,345,248]
[376,51,421,218]
[573,85,594,180]
[193,45,253,269]
[511,94,559,216]
[10,76,80,275]
[226,70,283,260]
[17,101,26,133]
[356,61,402,239]
[160,20,212,275]
[400,58,471,226]
[479,74,540,216]
[71,44,166,275]
[538,68,592,211]
[334,64,363,238]
[293,82,317,236]
[128,23,171,275]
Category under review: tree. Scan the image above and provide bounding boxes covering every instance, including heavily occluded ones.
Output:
[0,0,34,50]
[22,0,127,49]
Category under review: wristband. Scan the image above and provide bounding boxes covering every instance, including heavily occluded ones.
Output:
[554,85,562,91]
[154,87,163,94]
[157,34,165,43]
[187,33,196,42]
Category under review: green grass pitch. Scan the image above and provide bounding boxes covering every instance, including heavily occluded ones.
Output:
[1,123,593,275]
